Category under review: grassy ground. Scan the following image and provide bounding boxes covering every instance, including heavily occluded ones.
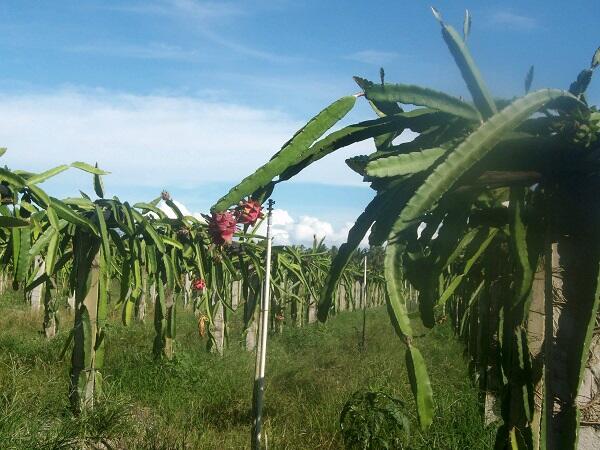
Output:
[0,290,496,449]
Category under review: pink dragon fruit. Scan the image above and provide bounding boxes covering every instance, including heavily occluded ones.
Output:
[208,211,237,245]
[192,278,206,291]
[235,199,264,226]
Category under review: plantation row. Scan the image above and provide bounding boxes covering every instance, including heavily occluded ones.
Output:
[2,7,600,450]
[211,10,600,450]
[0,161,388,416]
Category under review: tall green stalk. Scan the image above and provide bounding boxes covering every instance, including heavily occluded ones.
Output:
[69,231,103,413]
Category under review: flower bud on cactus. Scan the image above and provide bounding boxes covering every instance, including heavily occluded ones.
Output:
[161,190,171,201]
[192,278,206,291]
[208,211,237,245]
[235,198,264,225]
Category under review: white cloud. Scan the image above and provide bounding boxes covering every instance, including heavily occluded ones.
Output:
[345,50,400,65]
[0,89,297,187]
[0,88,375,189]
[490,11,538,30]
[271,208,294,227]
[293,216,335,243]
[257,208,369,248]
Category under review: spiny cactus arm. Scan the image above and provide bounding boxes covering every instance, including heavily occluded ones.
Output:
[368,177,424,246]
[108,229,126,257]
[365,146,448,178]
[406,344,434,430]
[508,187,533,309]
[12,226,30,283]
[132,202,167,219]
[61,197,95,209]
[435,227,498,310]
[0,216,29,227]
[525,66,535,94]
[354,76,406,151]
[130,208,167,253]
[463,9,471,41]
[389,90,580,238]
[459,280,485,335]
[162,253,175,290]
[385,238,434,430]
[46,206,60,230]
[433,11,497,119]
[212,95,357,212]
[438,226,479,270]
[70,161,110,175]
[0,167,26,188]
[96,249,109,335]
[27,185,51,209]
[354,76,403,117]
[364,83,481,122]
[164,198,184,219]
[162,236,183,250]
[94,205,111,270]
[25,250,72,292]
[50,197,99,236]
[568,47,598,99]
[93,163,105,198]
[366,112,469,165]
[122,202,136,236]
[45,230,59,276]
[276,110,443,182]
[29,220,58,258]
[26,165,70,185]
[384,238,412,338]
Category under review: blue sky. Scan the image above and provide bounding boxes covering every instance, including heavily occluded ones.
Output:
[0,0,598,244]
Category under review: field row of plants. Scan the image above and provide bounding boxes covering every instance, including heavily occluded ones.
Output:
[213,9,600,450]
[1,8,599,450]
[0,156,389,422]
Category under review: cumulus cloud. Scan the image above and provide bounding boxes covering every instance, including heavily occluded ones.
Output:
[0,89,373,190]
[0,89,295,187]
[257,208,368,248]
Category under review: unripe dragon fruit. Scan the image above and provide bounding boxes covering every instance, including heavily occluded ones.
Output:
[235,199,264,226]
[208,211,237,245]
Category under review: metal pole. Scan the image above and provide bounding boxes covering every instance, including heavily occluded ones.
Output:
[251,199,274,450]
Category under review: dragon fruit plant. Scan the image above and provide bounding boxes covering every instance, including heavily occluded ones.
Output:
[192,278,206,291]
[212,8,600,449]
[207,211,238,245]
[235,198,264,226]
[205,198,263,246]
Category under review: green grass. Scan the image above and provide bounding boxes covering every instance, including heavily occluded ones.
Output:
[0,291,496,449]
